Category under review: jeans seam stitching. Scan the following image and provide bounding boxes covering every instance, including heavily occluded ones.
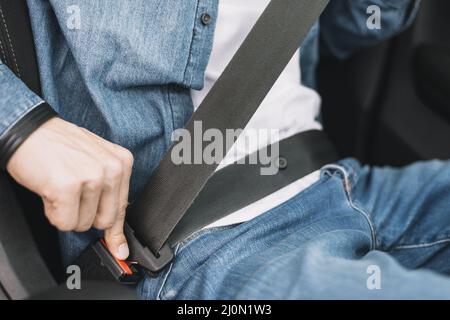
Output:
[323,164,377,250]
[182,0,200,86]
[166,85,176,137]
[392,238,450,250]
[349,198,377,250]
[156,243,180,300]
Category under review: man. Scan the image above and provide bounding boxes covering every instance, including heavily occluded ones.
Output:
[1,0,449,299]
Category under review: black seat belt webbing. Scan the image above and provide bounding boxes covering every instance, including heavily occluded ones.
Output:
[0,0,42,95]
[127,0,330,255]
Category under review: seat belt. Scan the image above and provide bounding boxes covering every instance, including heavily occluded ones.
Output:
[121,0,330,276]
[0,0,42,95]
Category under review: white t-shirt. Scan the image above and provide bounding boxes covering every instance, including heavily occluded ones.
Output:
[191,0,323,228]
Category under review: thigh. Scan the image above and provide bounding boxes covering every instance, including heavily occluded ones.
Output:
[138,159,450,300]
[231,239,450,300]
[347,159,450,273]
[143,216,450,300]
[139,172,374,300]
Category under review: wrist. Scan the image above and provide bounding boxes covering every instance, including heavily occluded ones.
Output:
[0,102,57,170]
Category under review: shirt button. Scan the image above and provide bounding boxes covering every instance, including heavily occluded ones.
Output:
[200,13,212,26]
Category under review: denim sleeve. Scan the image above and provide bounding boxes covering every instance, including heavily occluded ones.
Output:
[0,60,44,139]
[320,0,421,59]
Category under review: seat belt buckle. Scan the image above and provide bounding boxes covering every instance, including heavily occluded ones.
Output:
[92,239,143,284]
[124,224,174,278]
[90,224,173,284]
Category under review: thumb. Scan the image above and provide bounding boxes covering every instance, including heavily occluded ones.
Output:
[104,213,129,260]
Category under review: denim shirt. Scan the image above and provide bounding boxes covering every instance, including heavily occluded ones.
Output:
[0,0,419,199]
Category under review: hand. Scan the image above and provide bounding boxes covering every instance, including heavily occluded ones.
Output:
[6,117,134,260]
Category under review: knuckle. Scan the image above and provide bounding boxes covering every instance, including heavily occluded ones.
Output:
[42,187,58,202]
[75,223,92,232]
[120,149,134,168]
[43,178,81,202]
[84,179,102,192]
[58,224,76,232]
[107,231,126,242]
[94,215,115,230]
[45,202,78,232]
[105,160,123,180]
[83,171,104,191]
[50,214,77,231]
[59,178,83,195]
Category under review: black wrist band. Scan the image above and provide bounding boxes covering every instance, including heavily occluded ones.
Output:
[0,102,57,170]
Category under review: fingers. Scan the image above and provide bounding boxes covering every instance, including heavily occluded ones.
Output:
[76,175,103,232]
[7,118,135,252]
[42,142,133,247]
[104,148,134,260]
[104,206,129,260]
[43,178,82,231]
[93,159,123,231]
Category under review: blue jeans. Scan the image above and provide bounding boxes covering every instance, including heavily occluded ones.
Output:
[136,158,450,299]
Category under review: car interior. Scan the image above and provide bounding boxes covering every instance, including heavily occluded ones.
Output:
[0,0,449,299]
[319,0,450,166]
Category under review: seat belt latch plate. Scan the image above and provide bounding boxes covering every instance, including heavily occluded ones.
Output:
[125,224,174,277]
